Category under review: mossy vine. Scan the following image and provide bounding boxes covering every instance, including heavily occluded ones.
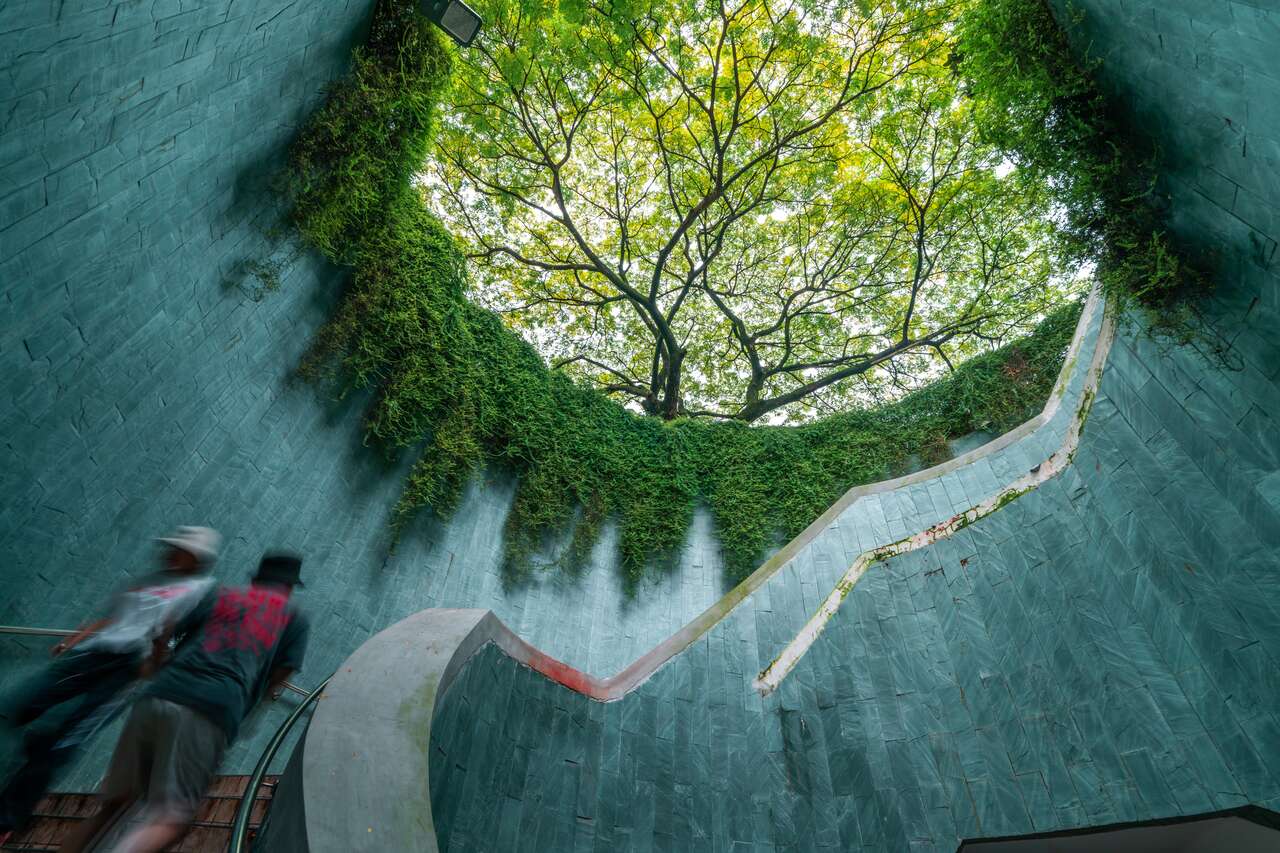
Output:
[954,0,1213,317]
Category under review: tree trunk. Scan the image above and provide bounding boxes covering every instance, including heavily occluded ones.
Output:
[659,349,685,419]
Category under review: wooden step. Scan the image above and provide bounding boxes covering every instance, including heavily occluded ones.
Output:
[0,775,278,853]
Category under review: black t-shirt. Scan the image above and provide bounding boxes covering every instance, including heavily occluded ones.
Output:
[145,583,309,739]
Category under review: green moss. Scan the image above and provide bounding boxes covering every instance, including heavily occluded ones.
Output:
[282,0,1086,587]
[993,486,1030,513]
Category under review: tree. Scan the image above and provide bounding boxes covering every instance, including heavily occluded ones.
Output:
[428,0,1078,422]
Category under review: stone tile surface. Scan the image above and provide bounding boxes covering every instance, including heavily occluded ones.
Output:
[1,0,1279,847]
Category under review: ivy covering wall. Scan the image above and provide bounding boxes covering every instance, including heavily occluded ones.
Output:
[955,0,1212,314]
[279,0,1197,585]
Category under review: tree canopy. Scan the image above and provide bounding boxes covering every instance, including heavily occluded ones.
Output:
[280,0,1196,584]
[428,0,1083,422]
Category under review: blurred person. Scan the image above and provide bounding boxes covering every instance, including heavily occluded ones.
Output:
[0,527,219,843]
[62,552,310,853]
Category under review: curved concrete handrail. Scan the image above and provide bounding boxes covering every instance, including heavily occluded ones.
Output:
[284,288,1115,851]
[297,609,478,853]
[294,608,604,852]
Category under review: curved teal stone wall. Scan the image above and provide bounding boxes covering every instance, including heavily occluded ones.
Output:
[424,296,1280,849]
[422,1,1280,848]
[426,325,1280,850]
[2,1,1278,843]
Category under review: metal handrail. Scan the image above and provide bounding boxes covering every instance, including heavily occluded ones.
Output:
[0,624,309,697]
[0,625,75,637]
[227,674,331,853]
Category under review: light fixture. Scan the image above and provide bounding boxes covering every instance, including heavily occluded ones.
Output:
[421,0,482,47]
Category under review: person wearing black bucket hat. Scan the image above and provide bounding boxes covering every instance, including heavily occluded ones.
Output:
[253,552,305,588]
[63,551,310,853]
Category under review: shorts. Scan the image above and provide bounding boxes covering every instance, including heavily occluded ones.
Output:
[100,696,228,821]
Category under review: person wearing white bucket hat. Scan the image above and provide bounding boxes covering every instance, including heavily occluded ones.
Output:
[0,527,221,841]
[154,526,221,567]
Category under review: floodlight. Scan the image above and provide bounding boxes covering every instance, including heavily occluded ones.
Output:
[421,0,482,47]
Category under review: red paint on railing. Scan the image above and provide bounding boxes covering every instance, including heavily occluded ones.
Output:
[524,648,597,695]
